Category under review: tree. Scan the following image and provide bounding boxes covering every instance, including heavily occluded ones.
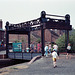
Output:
[56,29,75,52]
[69,29,75,52]
[56,34,65,52]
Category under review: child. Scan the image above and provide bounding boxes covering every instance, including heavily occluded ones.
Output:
[52,50,58,68]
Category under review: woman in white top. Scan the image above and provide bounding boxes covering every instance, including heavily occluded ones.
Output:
[53,43,59,59]
[53,43,58,52]
[66,43,71,59]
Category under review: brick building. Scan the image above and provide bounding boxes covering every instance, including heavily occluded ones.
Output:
[31,29,64,43]
[2,21,64,49]
[9,29,64,43]
[8,29,64,49]
[0,20,5,46]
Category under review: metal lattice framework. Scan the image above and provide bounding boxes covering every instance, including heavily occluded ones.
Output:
[8,18,41,31]
[5,11,72,57]
[6,11,72,33]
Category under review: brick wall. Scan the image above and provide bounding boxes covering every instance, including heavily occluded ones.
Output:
[9,34,28,43]
[0,20,2,29]
[0,20,5,44]
[5,29,64,49]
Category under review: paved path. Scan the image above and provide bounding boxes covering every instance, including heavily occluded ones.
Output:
[3,55,75,75]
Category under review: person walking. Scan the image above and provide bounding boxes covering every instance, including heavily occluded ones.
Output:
[37,42,41,53]
[66,43,71,59]
[44,44,48,57]
[53,43,58,52]
[53,43,59,59]
[30,42,34,52]
[52,50,58,68]
[48,43,52,54]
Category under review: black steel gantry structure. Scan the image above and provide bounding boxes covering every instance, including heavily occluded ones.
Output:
[5,11,72,59]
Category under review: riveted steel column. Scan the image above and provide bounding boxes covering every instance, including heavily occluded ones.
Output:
[5,22,9,58]
[41,24,45,56]
[66,30,69,46]
[28,31,30,49]
[65,30,69,49]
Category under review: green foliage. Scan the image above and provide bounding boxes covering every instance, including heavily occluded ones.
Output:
[56,34,65,52]
[15,40,20,43]
[69,31,75,52]
[56,29,75,52]
[21,37,25,43]
[36,38,41,43]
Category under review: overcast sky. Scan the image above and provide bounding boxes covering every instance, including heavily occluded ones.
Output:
[0,0,75,29]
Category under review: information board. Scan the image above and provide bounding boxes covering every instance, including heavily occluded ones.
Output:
[13,43,22,52]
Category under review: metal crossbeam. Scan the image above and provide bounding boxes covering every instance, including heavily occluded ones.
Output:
[46,14,65,18]
[8,18,41,31]
[6,11,72,32]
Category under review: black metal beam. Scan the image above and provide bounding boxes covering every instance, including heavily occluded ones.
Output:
[46,21,72,30]
[5,22,9,58]
[65,30,69,50]
[41,23,45,56]
[46,14,65,18]
[28,32,30,50]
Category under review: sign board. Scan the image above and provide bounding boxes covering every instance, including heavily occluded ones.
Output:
[0,42,1,45]
[13,43,22,52]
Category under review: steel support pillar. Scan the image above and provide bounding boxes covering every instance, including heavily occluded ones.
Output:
[41,24,45,56]
[6,22,9,58]
[65,30,69,49]
[28,32,30,49]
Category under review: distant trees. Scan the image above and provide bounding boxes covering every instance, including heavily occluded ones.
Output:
[69,29,75,52]
[56,29,75,52]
